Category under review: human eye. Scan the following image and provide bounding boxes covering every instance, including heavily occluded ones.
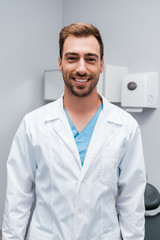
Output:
[68,57,77,61]
[85,56,97,63]
[65,54,78,62]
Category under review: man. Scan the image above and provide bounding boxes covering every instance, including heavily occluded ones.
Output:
[2,23,146,240]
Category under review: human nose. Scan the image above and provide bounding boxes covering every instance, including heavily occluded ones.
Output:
[76,58,87,75]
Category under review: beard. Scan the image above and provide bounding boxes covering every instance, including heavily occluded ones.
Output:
[62,71,99,98]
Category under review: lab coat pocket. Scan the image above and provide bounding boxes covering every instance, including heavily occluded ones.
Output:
[26,228,56,240]
[101,147,125,184]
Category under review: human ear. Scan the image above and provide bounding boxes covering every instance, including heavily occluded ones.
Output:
[100,58,104,73]
[58,57,62,72]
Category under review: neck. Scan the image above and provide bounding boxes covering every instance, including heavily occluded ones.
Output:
[63,88,102,115]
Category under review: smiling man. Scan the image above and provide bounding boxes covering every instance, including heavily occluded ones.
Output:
[59,35,103,98]
[2,23,146,240]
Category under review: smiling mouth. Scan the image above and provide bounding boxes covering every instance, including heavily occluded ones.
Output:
[75,78,88,83]
[72,76,91,83]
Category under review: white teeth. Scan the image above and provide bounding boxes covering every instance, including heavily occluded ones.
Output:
[75,79,88,82]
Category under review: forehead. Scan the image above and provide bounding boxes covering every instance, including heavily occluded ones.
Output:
[62,35,101,56]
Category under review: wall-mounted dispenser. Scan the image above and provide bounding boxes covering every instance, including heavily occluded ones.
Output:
[44,70,64,101]
[121,72,159,112]
[103,65,128,102]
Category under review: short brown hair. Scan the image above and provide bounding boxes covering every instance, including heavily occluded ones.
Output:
[59,22,104,60]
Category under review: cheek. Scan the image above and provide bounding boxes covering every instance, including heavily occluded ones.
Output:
[91,66,102,76]
[63,64,77,74]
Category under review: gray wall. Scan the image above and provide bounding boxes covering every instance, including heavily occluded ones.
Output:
[63,0,160,190]
[1,0,160,228]
[0,0,63,227]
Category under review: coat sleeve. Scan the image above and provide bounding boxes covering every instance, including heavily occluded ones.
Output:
[117,122,146,240]
[2,116,36,240]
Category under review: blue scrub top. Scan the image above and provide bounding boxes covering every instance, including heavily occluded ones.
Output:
[64,104,103,166]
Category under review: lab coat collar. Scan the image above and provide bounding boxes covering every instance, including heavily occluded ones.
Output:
[44,94,124,126]
[101,95,124,125]
[44,96,64,121]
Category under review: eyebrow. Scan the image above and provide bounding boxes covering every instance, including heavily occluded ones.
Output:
[64,52,99,59]
[65,52,78,56]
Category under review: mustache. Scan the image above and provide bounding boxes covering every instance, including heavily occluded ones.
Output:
[76,72,87,77]
[70,72,92,78]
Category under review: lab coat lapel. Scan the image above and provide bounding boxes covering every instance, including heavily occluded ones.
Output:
[79,96,124,181]
[79,110,114,179]
[53,118,81,168]
[45,98,81,169]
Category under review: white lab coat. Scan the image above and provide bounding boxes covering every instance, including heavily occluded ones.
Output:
[2,96,146,240]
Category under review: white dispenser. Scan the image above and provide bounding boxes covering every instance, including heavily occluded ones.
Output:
[104,64,128,102]
[44,70,64,101]
[121,72,159,112]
